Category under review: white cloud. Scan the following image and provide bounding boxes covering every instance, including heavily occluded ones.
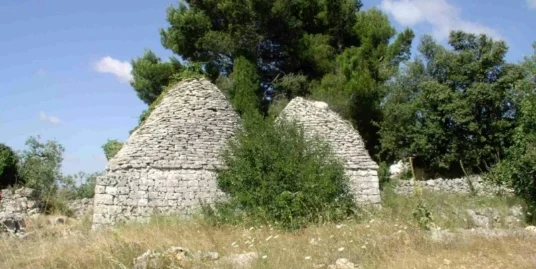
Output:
[39,111,62,125]
[94,56,133,83]
[380,0,502,40]
[528,0,536,9]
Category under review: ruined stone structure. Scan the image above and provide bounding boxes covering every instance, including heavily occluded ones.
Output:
[0,188,39,236]
[279,97,381,205]
[92,79,240,228]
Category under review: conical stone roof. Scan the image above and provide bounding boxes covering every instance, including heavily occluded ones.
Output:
[279,97,380,205]
[92,78,240,228]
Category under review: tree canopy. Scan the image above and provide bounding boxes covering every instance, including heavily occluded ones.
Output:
[0,143,19,189]
[380,32,524,175]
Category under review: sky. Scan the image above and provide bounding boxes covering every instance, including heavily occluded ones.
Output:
[0,0,535,175]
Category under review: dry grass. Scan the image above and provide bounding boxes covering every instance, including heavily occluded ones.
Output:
[1,190,536,269]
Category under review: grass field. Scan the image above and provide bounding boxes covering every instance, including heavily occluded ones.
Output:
[1,187,535,269]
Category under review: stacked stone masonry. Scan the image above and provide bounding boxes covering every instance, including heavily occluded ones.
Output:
[92,79,240,228]
[278,97,381,205]
[394,177,514,196]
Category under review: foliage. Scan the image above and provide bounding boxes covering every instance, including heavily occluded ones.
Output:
[0,143,19,189]
[380,32,524,175]
[57,172,100,200]
[216,115,355,229]
[157,0,371,112]
[229,56,261,115]
[377,162,391,190]
[131,50,183,105]
[311,9,414,156]
[488,42,536,222]
[18,136,64,196]
[102,140,123,161]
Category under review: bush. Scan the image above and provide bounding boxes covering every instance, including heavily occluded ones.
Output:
[378,162,391,190]
[0,143,19,189]
[216,115,355,229]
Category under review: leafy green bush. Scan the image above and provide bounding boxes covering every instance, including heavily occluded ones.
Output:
[216,115,355,229]
[0,143,19,189]
[378,162,391,190]
[102,140,123,161]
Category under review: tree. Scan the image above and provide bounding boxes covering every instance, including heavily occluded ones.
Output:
[380,32,524,175]
[0,143,19,189]
[57,171,100,199]
[229,56,261,115]
[312,9,414,156]
[488,42,536,220]
[18,136,64,195]
[102,139,123,161]
[131,50,183,104]
[159,0,365,109]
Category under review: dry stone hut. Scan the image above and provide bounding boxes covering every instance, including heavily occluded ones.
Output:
[92,79,240,228]
[279,97,381,205]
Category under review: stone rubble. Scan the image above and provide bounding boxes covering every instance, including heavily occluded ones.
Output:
[0,188,40,217]
[466,208,501,229]
[0,188,39,238]
[132,247,222,269]
[92,79,241,228]
[68,198,94,219]
[327,258,363,269]
[389,160,409,178]
[394,176,513,196]
[278,97,381,205]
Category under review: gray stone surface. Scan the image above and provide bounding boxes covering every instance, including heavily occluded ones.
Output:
[68,198,93,219]
[0,188,39,217]
[394,176,513,196]
[92,79,240,228]
[0,188,39,238]
[278,97,380,205]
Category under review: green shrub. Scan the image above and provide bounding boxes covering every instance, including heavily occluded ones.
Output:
[216,115,355,229]
[0,143,19,189]
[378,162,391,190]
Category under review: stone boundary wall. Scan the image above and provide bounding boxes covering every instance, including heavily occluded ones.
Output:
[279,98,380,205]
[394,177,514,196]
[92,79,240,228]
[0,188,39,217]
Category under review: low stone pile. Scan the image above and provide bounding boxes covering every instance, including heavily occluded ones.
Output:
[0,188,39,238]
[394,176,513,196]
[68,198,94,219]
[132,247,362,269]
[0,188,39,216]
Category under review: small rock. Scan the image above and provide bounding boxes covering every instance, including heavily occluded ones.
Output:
[327,258,362,269]
[428,228,455,243]
[132,250,161,269]
[504,216,521,228]
[509,205,524,219]
[525,226,536,235]
[195,251,219,261]
[219,252,259,269]
[54,216,67,225]
[466,209,491,228]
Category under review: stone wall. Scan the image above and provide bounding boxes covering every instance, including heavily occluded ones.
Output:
[92,79,240,228]
[68,198,94,219]
[394,177,514,196]
[0,188,39,217]
[279,98,381,205]
[0,188,39,236]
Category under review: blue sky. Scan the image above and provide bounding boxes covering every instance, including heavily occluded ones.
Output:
[0,0,534,175]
